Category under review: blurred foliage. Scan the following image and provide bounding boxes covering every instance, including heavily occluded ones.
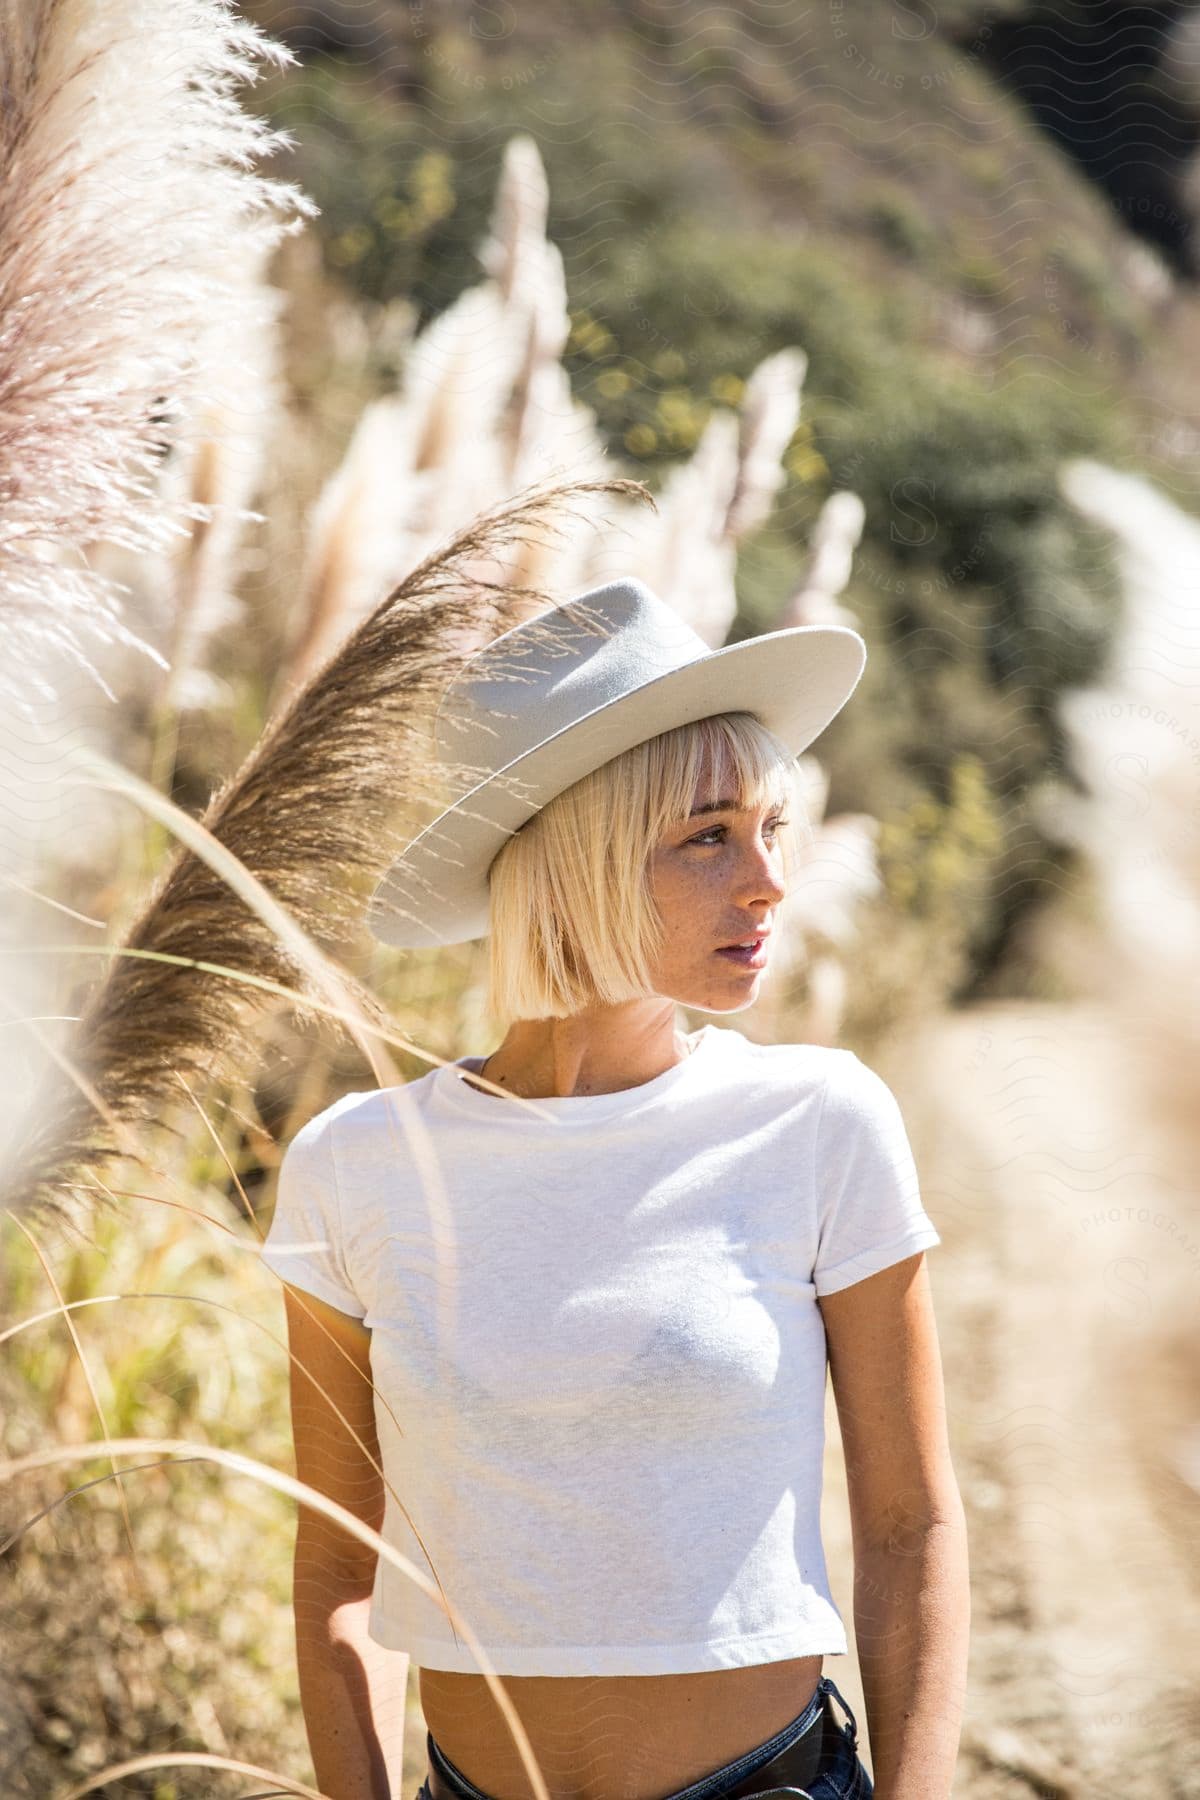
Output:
[0,1159,303,1795]
[237,6,1153,1013]
[879,754,1005,922]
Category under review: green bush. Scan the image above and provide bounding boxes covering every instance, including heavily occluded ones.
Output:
[864,184,942,265]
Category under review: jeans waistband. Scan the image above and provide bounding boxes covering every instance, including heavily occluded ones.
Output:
[657,1676,856,1800]
[425,1674,859,1800]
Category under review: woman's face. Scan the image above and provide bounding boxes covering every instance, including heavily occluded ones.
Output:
[646,780,790,1014]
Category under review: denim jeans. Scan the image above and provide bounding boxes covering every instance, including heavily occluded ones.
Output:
[415,1673,874,1800]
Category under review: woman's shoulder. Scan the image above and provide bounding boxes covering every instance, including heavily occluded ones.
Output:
[287,1060,461,1174]
[808,1046,910,1147]
[736,1032,888,1081]
[714,1031,906,1125]
[705,1029,858,1121]
[714,1026,853,1081]
[291,1051,457,1135]
[283,1084,402,1175]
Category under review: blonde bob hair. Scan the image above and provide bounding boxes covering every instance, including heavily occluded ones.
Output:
[485,710,810,1024]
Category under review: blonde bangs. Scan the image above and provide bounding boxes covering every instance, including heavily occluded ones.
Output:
[485,712,806,1024]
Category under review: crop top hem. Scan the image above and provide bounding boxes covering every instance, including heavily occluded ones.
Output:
[365,1608,850,1674]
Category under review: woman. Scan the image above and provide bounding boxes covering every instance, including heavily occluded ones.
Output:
[261,577,970,1800]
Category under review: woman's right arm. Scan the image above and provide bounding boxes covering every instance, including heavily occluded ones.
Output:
[284,1283,410,1800]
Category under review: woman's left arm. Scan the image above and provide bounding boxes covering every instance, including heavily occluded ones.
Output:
[819,1252,970,1800]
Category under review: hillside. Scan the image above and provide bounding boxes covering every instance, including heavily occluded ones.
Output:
[238,0,1200,1000]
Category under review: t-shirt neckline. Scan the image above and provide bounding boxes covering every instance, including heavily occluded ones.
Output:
[437,1022,723,1124]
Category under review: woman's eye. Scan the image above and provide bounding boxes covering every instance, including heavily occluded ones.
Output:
[688,815,788,847]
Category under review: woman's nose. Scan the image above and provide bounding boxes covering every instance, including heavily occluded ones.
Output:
[736,840,787,904]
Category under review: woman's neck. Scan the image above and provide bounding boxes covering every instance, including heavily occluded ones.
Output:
[477,1003,695,1100]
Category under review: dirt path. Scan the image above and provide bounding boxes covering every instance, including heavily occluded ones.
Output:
[858,1000,1200,1799]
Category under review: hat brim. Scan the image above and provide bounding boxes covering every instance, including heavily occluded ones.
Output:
[366,623,866,948]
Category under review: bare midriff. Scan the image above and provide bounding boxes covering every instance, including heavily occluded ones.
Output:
[418,1652,825,1800]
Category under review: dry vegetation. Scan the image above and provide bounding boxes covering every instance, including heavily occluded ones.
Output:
[4,3,1200,1796]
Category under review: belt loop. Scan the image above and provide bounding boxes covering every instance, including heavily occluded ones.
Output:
[819,1675,859,1746]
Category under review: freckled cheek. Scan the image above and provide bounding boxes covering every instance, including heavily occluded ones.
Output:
[658,867,725,947]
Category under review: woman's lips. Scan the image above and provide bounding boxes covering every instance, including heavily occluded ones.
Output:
[714,938,768,969]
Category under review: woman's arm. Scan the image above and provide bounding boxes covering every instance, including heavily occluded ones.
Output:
[819,1253,970,1800]
[285,1284,409,1800]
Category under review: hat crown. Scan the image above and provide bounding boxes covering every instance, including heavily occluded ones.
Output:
[367,571,867,948]
[434,579,708,783]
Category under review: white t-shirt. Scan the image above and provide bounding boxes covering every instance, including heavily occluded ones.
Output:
[260,1022,940,1675]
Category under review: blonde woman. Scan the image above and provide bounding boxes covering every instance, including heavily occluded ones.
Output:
[261,578,970,1800]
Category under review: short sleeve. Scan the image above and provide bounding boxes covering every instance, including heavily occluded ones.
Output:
[259,1110,367,1319]
[812,1052,941,1297]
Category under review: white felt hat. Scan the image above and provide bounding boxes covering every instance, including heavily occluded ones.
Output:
[367,576,866,948]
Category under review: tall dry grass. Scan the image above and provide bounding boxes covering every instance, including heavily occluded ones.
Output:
[2,473,648,1798]
[1,15,891,1795]
[5,473,651,1235]
[0,10,629,1793]
[0,0,313,722]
